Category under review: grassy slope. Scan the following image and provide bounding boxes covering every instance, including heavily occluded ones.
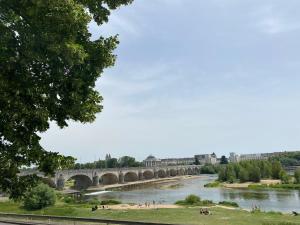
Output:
[0,202,299,225]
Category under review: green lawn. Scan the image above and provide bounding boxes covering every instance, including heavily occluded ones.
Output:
[0,201,299,225]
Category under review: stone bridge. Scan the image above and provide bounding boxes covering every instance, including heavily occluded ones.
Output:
[21,165,202,190]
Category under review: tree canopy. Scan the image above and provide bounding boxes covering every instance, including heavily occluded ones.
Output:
[0,0,133,198]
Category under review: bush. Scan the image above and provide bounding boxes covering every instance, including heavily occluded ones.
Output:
[63,196,76,204]
[88,198,101,205]
[23,183,56,210]
[218,201,239,207]
[294,168,300,184]
[204,181,220,187]
[185,194,201,204]
[100,199,121,205]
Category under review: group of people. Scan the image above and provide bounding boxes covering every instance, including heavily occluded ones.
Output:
[199,208,211,215]
[91,205,109,211]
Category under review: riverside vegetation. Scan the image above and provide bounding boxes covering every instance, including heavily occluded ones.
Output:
[206,159,300,190]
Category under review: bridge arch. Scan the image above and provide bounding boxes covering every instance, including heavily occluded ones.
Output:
[158,169,166,178]
[124,172,138,182]
[101,173,119,185]
[187,167,193,175]
[143,170,154,180]
[170,169,177,176]
[67,174,93,190]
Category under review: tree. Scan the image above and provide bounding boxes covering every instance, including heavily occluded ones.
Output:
[279,170,289,184]
[248,166,261,182]
[271,161,283,179]
[294,168,300,184]
[0,0,133,198]
[238,168,249,183]
[23,183,56,210]
[194,157,200,165]
[225,164,236,183]
[118,156,140,168]
[220,156,228,164]
[106,158,119,168]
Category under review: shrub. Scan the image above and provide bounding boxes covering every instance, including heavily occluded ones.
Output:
[204,181,220,188]
[200,200,214,206]
[88,198,101,205]
[295,168,300,184]
[218,201,239,207]
[185,194,201,204]
[23,183,56,210]
[63,196,76,204]
[100,199,121,205]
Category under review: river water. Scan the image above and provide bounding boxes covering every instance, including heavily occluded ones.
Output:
[87,175,300,212]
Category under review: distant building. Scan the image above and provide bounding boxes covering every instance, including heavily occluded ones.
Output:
[229,152,240,163]
[161,157,195,166]
[143,155,161,167]
[194,153,217,165]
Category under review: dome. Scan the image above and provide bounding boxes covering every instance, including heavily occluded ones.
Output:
[145,155,159,161]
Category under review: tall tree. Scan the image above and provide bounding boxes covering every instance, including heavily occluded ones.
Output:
[0,0,133,198]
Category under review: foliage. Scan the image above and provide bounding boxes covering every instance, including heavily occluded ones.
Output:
[270,152,300,167]
[23,183,56,210]
[271,161,283,179]
[200,164,218,174]
[185,194,201,204]
[73,155,141,169]
[279,170,290,184]
[100,199,122,205]
[294,168,300,184]
[204,181,220,188]
[218,160,285,183]
[0,0,133,199]
[218,201,239,207]
[175,195,214,206]
[220,155,229,164]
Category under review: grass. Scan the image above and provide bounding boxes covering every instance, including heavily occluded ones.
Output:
[0,201,299,225]
[248,183,300,190]
[218,201,239,207]
[204,181,221,188]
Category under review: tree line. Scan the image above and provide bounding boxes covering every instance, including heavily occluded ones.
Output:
[218,160,290,183]
[73,155,142,169]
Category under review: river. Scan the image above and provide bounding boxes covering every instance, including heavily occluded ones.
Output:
[86,175,300,212]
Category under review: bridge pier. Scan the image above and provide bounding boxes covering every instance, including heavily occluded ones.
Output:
[57,174,65,190]
[154,169,159,179]
[138,171,143,180]
[92,175,99,186]
[166,169,170,177]
[119,172,124,184]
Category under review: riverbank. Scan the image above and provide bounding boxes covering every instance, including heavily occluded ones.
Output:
[0,201,299,225]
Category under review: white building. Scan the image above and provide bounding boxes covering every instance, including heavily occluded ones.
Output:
[143,155,161,167]
[195,153,217,165]
[229,152,240,163]
[161,157,195,166]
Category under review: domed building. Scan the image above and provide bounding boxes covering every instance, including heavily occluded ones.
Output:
[143,155,161,167]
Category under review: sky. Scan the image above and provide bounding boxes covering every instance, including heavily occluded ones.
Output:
[41,0,300,163]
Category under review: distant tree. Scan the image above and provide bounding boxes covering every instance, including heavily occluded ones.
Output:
[106,158,119,168]
[225,164,236,183]
[23,183,56,210]
[271,161,283,179]
[118,156,140,167]
[294,168,300,184]
[248,166,261,182]
[238,168,249,183]
[218,167,226,182]
[279,170,289,184]
[195,158,200,165]
[220,156,228,164]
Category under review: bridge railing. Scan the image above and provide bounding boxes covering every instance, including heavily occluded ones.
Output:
[0,212,183,225]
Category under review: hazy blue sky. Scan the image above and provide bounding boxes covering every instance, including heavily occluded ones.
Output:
[41,0,300,162]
